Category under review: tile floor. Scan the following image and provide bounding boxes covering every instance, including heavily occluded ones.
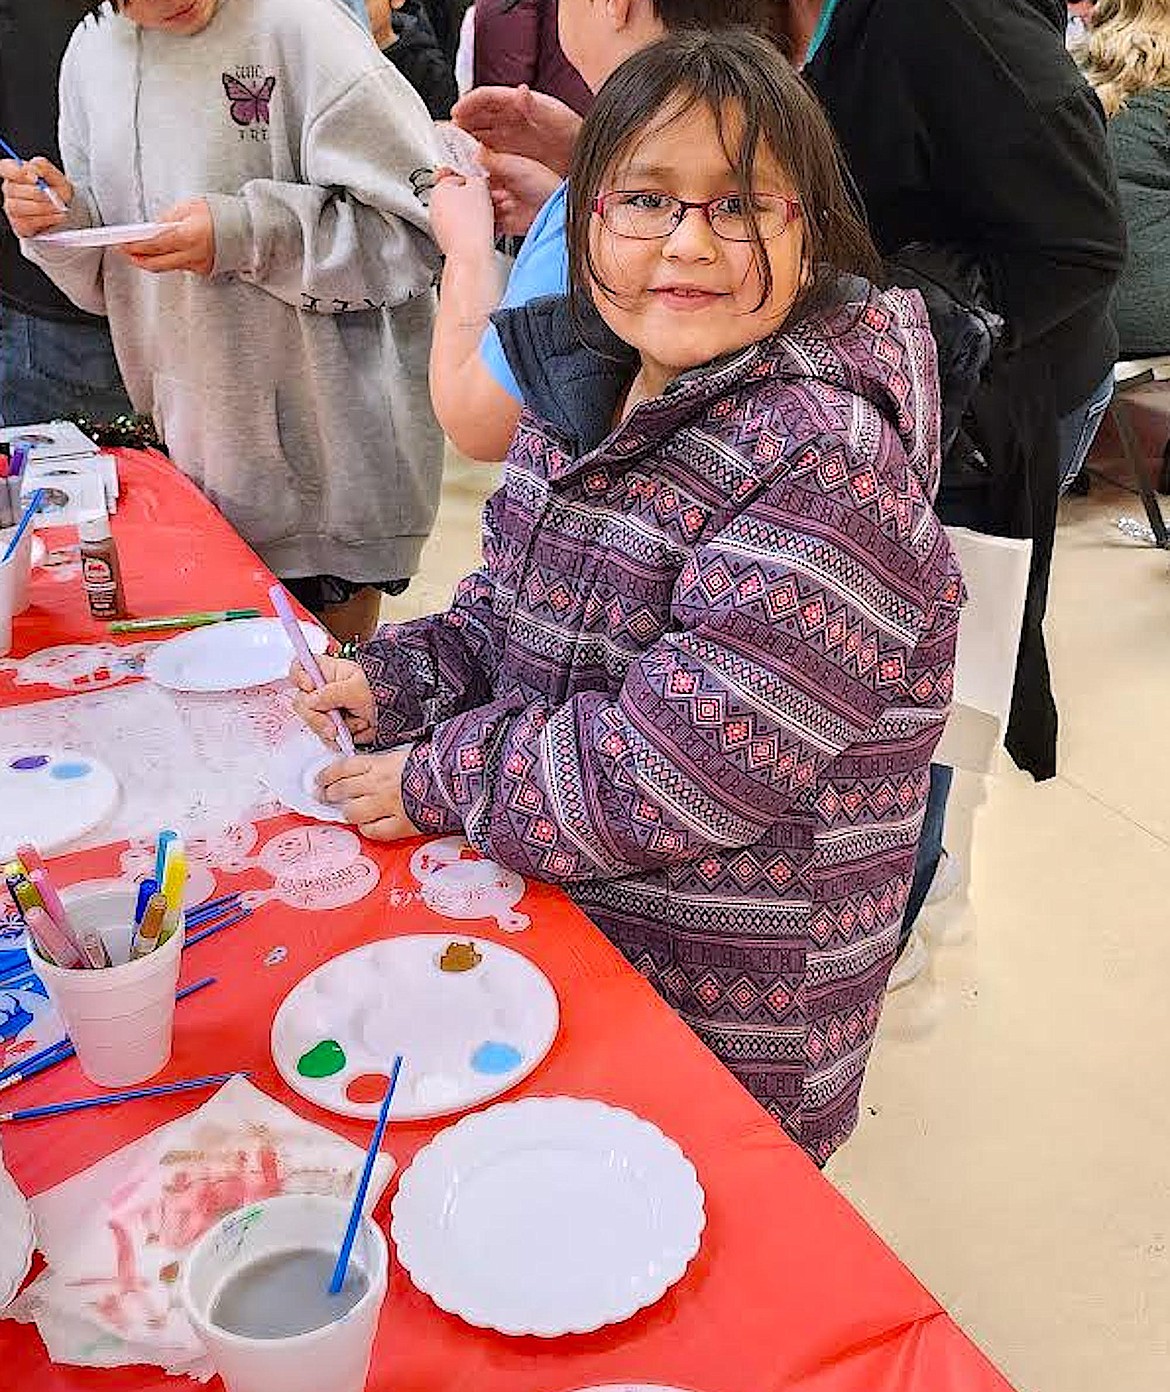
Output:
[386,446,1170,1392]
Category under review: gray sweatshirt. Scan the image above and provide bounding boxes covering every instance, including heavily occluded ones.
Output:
[24,0,444,584]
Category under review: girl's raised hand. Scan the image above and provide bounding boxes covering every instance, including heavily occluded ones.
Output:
[429,169,496,261]
[452,85,582,177]
[122,198,215,275]
[316,747,416,842]
[0,157,71,238]
[481,150,562,237]
[290,655,377,748]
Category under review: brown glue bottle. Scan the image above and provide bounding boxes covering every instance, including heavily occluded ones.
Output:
[79,512,127,620]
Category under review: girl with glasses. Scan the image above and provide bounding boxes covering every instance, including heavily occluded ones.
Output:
[292,30,962,1164]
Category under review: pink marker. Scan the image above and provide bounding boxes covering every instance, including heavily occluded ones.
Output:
[25,906,84,970]
[15,843,48,879]
[29,868,106,969]
[269,583,356,756]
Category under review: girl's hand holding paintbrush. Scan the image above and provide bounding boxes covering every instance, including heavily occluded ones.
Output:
[290,655,377,749]
[0,155,71,237]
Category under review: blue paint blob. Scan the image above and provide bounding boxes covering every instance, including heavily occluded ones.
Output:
[50,762,91,781]
[10,755,49,771]
[470,1041,523,1075]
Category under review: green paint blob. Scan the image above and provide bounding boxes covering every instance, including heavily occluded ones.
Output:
[296,1039,347,1078]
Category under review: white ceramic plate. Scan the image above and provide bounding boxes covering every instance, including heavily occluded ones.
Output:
[144,617,328,692]
[32,221,178,249]
[0,1146,35,1310]
[392,1097,705,1337]
[271,934,560,1121]
[262,732,348,824]
[0,746,119,859]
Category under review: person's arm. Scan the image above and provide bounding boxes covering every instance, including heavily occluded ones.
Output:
[895,0,1125,351]
[204,66,442,312]
[428,170,523,461]
[15,44,107,314]
[400,455,956,877]
[474,0,539,90]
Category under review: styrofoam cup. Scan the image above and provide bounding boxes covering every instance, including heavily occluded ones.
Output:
[29,885,185,1087]
[181,1194,389,1392]
[0,521,35,656]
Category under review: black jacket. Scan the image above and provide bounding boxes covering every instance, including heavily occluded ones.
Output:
[807,0,1126,780]
[0,1,101,323]
[385,0,458,121]
[806,0,1125,415]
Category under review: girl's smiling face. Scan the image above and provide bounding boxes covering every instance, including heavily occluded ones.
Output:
[120,0,221,35]
[588,99,807,400]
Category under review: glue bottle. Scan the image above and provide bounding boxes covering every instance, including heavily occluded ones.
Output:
[79,511,127,620]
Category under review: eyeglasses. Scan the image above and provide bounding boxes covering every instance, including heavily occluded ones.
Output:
[592,190,802,243]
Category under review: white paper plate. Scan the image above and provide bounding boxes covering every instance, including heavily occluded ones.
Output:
[392,1097,705,1337]
[144,617,328,692]
[271,934,560,1121]
[262,732,348,824]
[571,1386,697,1391]
[0,746,119,859]
[32,221,178,249]
[0,1147,35,1310]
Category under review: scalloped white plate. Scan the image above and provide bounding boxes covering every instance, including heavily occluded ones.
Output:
[0,1147,35,1310]
[33,221,179,249]
[391,1097,705,1337]
[262,732,347,824]
[145,618,327,692]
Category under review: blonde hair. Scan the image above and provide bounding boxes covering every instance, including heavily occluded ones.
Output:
[1077,0,1170,117]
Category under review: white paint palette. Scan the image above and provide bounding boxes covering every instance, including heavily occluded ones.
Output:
[262,733,347,824]
[0,746,119,859]
[271,934,559,1121]
[145,618,328,693]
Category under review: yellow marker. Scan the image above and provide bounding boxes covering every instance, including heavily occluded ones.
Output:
[160,839,187,913]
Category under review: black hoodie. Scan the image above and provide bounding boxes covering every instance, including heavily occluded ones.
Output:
[805,0,1125,414]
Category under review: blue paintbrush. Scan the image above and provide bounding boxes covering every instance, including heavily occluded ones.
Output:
[328,1055,403,1295]
[0,135,66,212]
[0,1069,246,1122]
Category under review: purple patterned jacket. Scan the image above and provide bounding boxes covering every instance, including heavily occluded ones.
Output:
[361,282,962,1162]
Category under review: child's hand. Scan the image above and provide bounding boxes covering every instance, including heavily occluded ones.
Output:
[453,85,582,176]
[122,199,215,275]
[430,170,496,261]
[290,656,377,748]
[482,151,562,237]
[0,157,71,238]
[316,747,416,841]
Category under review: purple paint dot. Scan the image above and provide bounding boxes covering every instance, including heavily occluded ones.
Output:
[50,762,91,781]
[10,755,49,772]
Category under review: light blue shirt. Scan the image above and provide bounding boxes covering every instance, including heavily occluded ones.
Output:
[481,182,570,401]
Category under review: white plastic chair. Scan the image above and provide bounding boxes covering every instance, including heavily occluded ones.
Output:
[933,527,1033,775]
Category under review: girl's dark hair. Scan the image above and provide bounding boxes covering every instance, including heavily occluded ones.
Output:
[566,28,882,338]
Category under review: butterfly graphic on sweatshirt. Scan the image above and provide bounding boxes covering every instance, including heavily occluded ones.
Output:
[222,73,276,127]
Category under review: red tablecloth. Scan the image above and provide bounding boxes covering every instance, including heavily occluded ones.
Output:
[0,450,1014,1392]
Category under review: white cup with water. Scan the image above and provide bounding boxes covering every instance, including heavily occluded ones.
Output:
[181,1193,389,1392]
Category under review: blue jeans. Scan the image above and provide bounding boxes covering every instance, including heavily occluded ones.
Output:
[0,304,132,428]
[900,378,1112,947]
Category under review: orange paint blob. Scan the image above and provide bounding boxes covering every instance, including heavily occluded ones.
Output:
[345,1072,391,1105]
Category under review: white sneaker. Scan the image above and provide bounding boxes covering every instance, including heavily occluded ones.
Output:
[923,850,961,908]
[887,930,928,991]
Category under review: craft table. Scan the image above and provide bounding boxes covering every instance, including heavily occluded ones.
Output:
[0,450,1014,1392]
